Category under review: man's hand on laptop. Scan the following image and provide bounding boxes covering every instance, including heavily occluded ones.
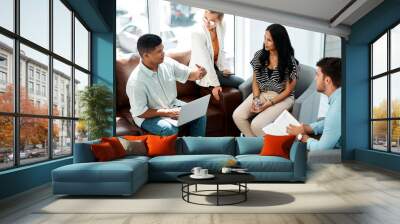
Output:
[161,107,181,119]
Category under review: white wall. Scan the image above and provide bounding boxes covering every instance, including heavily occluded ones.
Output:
[234,17,325,79]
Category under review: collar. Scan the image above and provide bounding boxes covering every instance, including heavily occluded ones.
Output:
[328,87,341,105]
[139,61,158,76]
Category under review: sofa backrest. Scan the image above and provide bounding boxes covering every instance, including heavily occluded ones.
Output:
[235,137,263,155]
[240,63,316,100]
[292,79,321,123]
[176,137,236,155]
[116,55,140,111]
[74,137,237,163]
[293,64,316,99]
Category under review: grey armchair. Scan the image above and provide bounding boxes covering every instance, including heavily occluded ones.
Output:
[238,64,321,123]
[238,64,342,164]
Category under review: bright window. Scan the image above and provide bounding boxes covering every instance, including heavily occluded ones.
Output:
[0,0,91,170]
[370,23,400,153]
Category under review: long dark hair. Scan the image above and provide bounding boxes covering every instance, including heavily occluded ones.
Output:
[258,24,297,82]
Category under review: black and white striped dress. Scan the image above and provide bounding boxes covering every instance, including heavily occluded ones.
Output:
[250,49,299,96]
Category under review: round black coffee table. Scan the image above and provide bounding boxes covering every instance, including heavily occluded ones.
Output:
[177,173,255,206]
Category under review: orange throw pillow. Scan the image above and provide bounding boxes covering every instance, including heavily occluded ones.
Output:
[91,142,117,162]
[101,137,126,158]
[146,134,177,157]
[123,135,149,141]
[260,134,296,159]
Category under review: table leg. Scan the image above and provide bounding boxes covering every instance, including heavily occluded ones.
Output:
[181,184,183,199]
[245,183,247,201]
[217,184,219,206]
[195,184,197,192]
[187,184,190,202]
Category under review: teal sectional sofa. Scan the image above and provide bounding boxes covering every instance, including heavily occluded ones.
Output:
[52,137,307,196]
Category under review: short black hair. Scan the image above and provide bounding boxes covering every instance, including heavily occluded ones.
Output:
[316,57,341,87]
[137,34,162,57]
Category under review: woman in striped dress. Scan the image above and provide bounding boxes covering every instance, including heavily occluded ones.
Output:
[233,24,299,137]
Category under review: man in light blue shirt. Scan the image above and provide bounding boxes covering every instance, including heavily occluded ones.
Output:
[126,34,208,136]
[287,57,341,150]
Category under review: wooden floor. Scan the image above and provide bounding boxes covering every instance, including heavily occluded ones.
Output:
[1,162,400,224]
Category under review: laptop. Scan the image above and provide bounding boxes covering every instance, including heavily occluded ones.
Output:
[164,94,211,127]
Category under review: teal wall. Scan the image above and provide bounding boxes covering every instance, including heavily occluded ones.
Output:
[0,158,72,199]
[92,32,116,136]
[344,0,400,171]
[0,0,116,200]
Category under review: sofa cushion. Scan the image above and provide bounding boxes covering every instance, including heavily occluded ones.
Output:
[236,155,293,172]
[177,137,235,155]
[260,134,296,159]
[118,138,147,156]
[91,142,118,162]
[53,162,133,182]
[148,154,235,172]
[235,137,263,155]
[124,135,149,141]
[52,159,147,183]
[147,134,177,157]
[101,137,127,158]
[115,155,150,163]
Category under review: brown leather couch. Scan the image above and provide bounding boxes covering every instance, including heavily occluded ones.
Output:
[116,51,242,137]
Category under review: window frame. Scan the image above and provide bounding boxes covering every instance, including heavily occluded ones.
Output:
[370,19,400,154]
[0,0,92,171]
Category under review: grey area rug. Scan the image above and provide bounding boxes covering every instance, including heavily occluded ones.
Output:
[37,183,362,214]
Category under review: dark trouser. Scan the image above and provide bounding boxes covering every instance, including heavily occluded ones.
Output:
[214,64,245,89]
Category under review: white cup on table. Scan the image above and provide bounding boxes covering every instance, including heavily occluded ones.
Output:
[221,167,232,174]
[199,169,208,176]
[191,167,202,176]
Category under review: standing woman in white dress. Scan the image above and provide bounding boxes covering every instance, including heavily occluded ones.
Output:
[189,10,244,101]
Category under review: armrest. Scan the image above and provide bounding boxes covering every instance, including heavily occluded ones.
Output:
[219,88,242,136]
[238,77,252,100]
[289,140,307,182]
[198,86,241,111]
[308,149,341,164]
[218,87,242,113]
[73,140,100,163]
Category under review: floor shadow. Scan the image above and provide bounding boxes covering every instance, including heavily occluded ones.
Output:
[202,190,295,207]
[56,183,182,200]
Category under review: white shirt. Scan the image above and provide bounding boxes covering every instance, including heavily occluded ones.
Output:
[126,57,190,127]
[189,22,229,87]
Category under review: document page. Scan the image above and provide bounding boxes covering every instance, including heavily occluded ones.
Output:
[262,110,301,135]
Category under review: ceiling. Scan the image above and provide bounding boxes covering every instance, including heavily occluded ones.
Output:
[171,0,384,38]
[225,0,353,23]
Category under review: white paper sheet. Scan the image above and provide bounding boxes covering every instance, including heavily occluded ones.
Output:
[262,110,301,136]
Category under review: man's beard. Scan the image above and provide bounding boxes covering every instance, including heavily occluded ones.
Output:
[317,83,326,93]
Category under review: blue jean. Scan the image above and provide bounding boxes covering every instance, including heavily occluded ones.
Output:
[141,116,207,136]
